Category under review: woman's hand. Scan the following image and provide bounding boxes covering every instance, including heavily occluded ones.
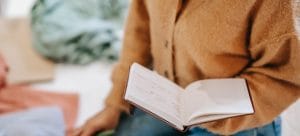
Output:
[72,107,121,136]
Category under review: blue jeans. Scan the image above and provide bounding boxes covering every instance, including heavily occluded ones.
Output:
[114,109,281,136]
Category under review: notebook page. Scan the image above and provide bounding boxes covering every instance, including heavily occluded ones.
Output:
[182,78,254,124]
[124,63,185,129]
[187,113,244,126]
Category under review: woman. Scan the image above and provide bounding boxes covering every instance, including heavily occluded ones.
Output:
[75,0,300,135]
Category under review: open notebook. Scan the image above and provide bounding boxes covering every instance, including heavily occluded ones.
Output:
[124,63,254,131]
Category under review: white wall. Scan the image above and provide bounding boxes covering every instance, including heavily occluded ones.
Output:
[2,0,36,17]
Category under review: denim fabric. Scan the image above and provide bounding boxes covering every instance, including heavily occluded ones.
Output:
[115,109,281,136]
[187,117,281,136]
[0,107,65,136]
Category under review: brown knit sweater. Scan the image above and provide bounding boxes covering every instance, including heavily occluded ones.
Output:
[105,0,300,135]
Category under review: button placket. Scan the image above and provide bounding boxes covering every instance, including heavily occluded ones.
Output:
[169,0,183,82]
[162,0,183,81]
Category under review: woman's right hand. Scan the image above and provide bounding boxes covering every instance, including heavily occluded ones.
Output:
[72,107,121,136]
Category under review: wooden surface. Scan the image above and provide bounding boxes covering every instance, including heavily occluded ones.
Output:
[0,18,54,84]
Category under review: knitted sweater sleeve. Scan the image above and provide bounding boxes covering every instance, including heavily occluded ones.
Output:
[201,0,300,134]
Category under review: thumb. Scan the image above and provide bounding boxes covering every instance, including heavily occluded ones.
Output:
[71,127,83,136]
[81,127,102,136]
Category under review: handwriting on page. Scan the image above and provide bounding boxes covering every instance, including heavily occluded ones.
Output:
[131,71,181,119]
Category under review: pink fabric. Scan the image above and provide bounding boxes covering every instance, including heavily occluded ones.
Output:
[0,86,79,131]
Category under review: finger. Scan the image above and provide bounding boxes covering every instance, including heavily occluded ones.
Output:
[81,127,102,136]
[71,127,83,136]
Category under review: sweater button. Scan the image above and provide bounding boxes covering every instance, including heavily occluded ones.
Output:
[164,41,168,48]
[164,71,169,78]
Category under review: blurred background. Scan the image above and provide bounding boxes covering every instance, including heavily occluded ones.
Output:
[0,0,128,135]
[0,0,299,136]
